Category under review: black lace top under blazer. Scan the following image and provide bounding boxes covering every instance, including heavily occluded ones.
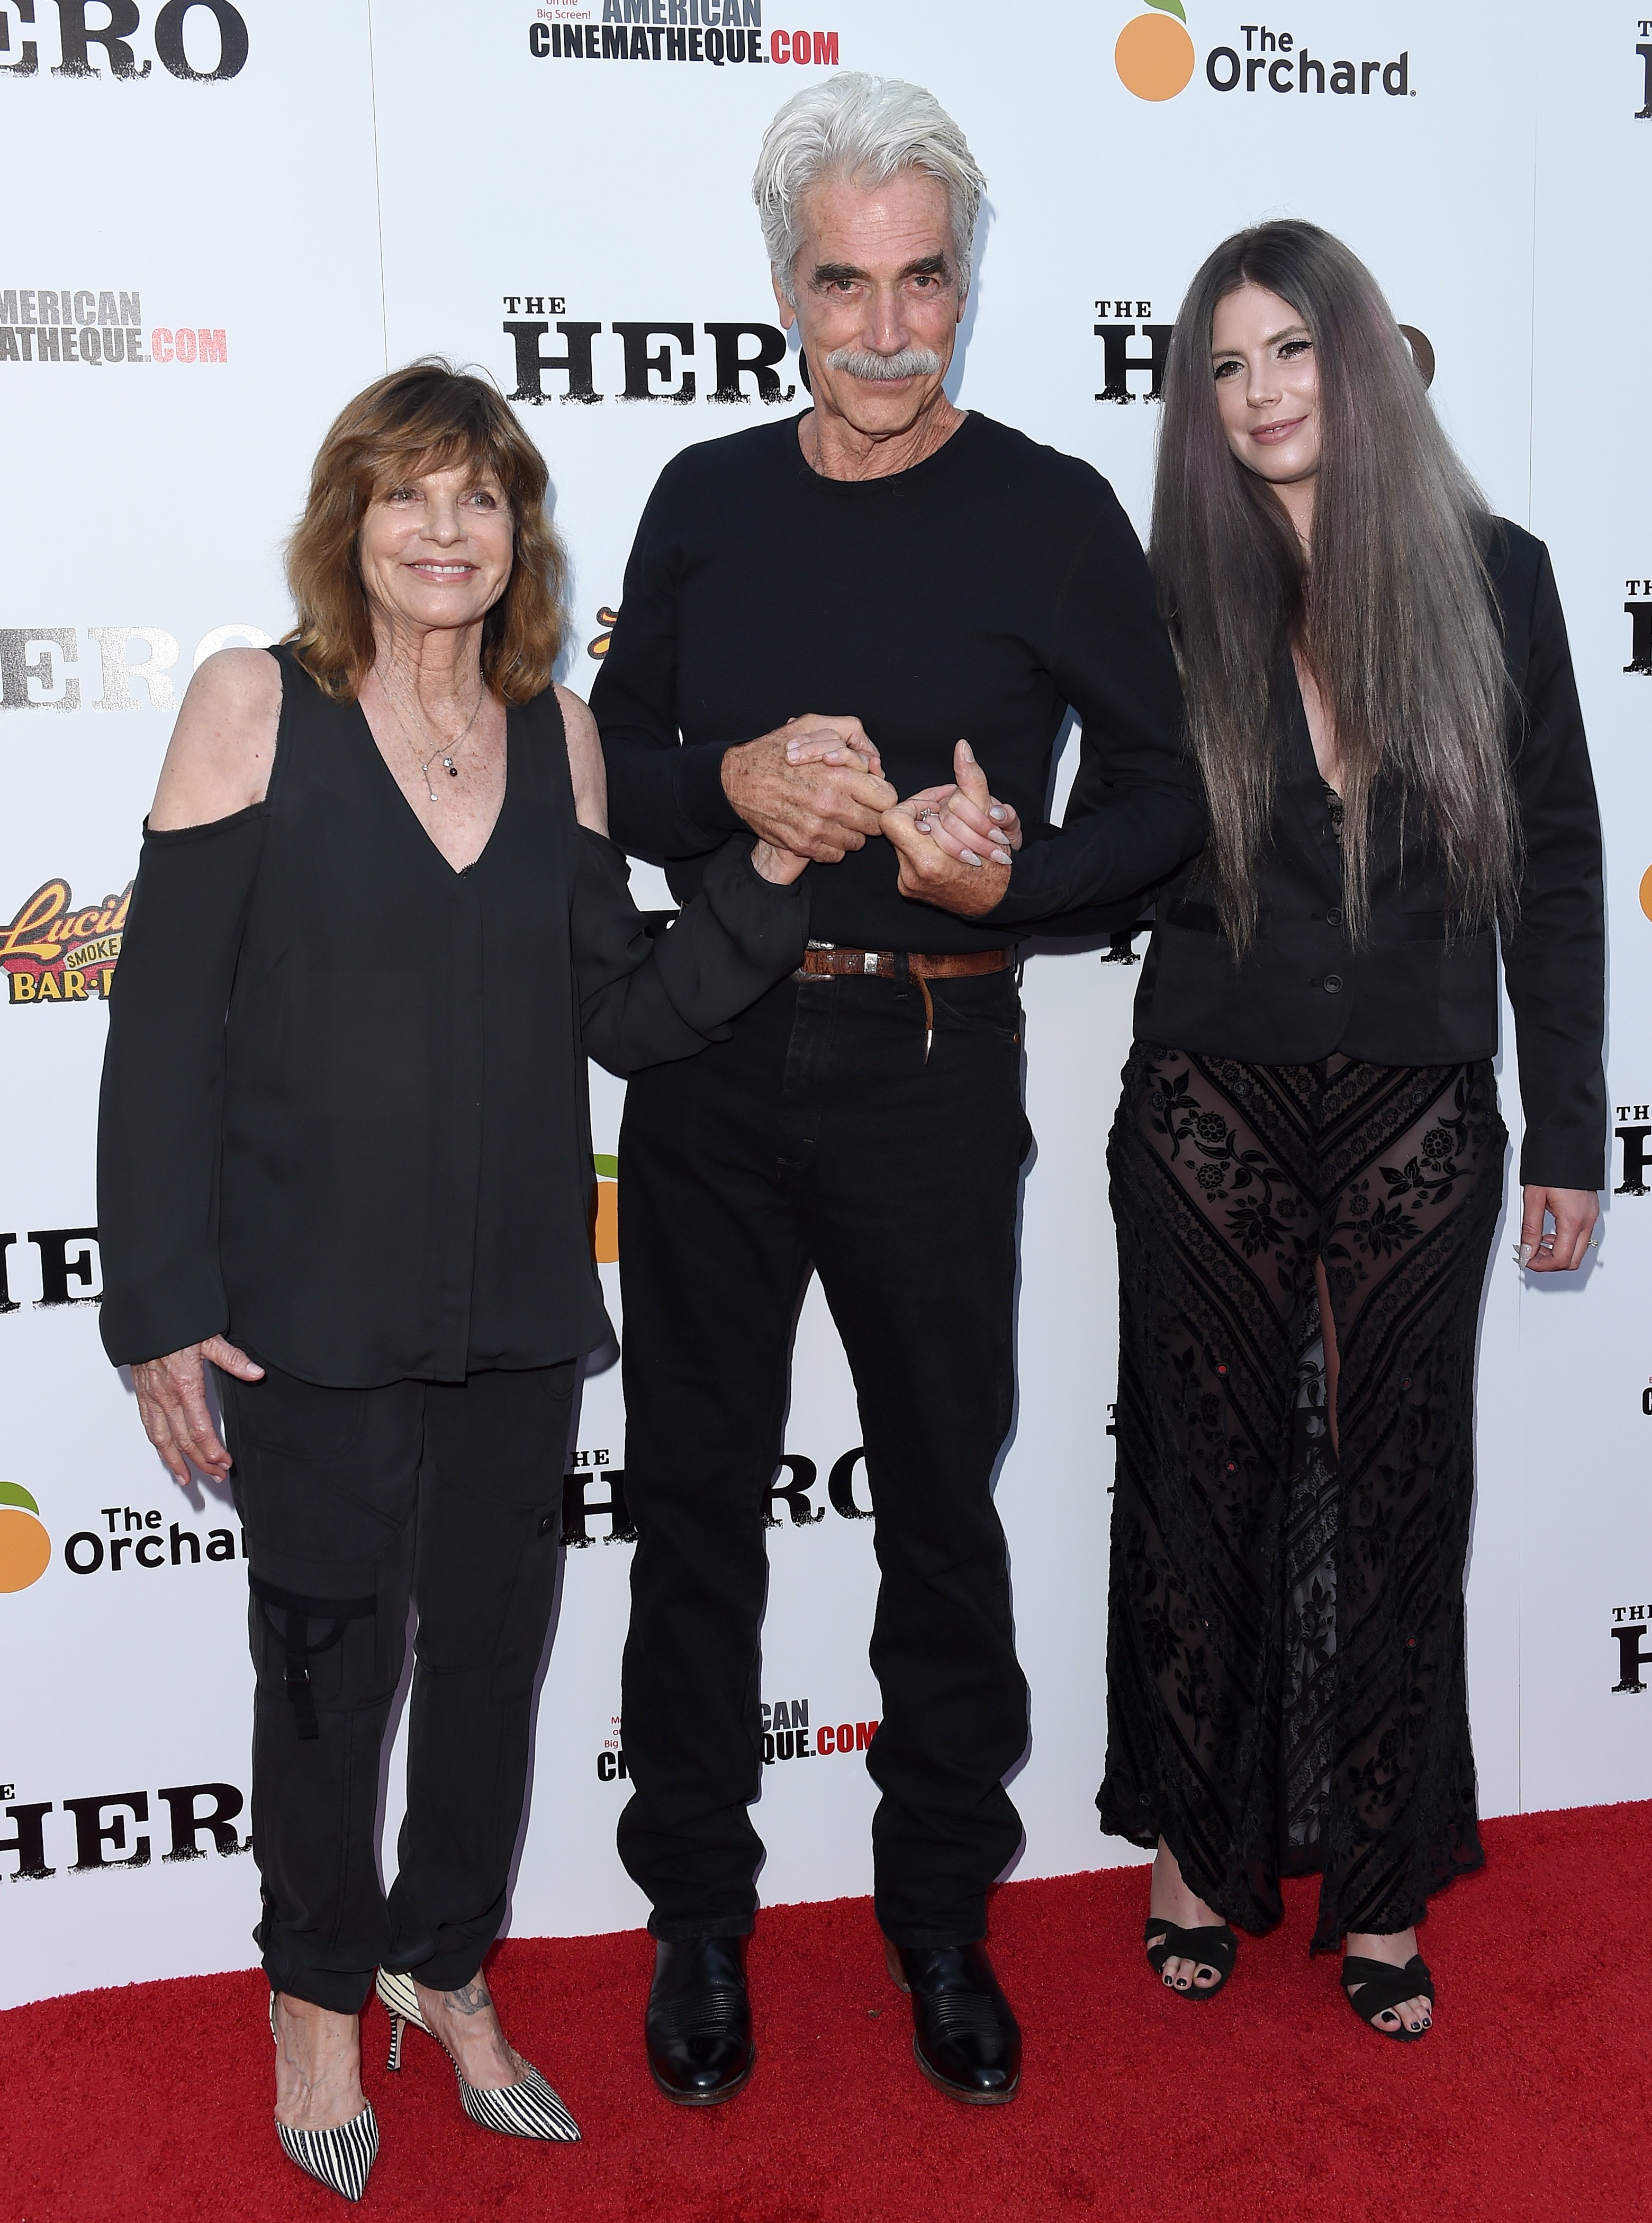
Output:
[96,647,809,1385]
[1131,521,1606,1190]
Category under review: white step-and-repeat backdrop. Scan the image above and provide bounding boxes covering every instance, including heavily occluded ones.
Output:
[1,0,1646,2008]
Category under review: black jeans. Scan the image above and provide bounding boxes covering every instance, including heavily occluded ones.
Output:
[616,968,1032,1948]
[218,1358,576,2014]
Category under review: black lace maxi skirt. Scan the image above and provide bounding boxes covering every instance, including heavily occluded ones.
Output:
[1096,1043,1508,1950]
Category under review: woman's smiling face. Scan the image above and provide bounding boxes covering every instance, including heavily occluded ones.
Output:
[1209,281,1322,495]
[356,457,516,638]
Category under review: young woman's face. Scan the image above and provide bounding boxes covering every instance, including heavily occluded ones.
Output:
[1210,282,1321,493]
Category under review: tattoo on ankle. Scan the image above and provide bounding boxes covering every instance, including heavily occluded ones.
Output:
[446,1979,493,2016]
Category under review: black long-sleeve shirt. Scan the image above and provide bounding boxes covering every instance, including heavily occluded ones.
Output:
[593,411,1204,950]
[97,651,808,1384]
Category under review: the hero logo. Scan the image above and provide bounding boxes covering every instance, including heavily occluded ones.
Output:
[502,299,798,407]
[0,0,248,79]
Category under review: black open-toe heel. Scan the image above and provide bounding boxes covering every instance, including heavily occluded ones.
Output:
[1340,1954,1433,2040]
[1143,1918,1238,1999]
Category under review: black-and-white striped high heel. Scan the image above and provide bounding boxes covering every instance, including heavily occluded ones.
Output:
[269,1994,381,2203]
[375,1967,581,2141]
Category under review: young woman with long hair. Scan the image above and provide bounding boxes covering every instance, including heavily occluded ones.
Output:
[1097,221,1604,2038]
[900,216,1604,2039]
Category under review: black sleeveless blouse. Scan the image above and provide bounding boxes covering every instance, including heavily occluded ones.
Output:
[97,647,808,1384]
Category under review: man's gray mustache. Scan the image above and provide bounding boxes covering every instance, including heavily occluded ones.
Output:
[823,346,944,382]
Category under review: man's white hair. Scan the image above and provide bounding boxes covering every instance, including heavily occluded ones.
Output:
[753,72,987,307]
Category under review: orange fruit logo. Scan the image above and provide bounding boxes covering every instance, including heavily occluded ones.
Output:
[592,1153,619,1264]
[1640,863,1652,924]
[0,1481,51,1593]
[1116,0,1196,100]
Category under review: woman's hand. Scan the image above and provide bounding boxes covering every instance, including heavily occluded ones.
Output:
[881,742,1017,919]
[1518,1186,1599,1272]
[130,1336,265,1486]
[781,718,883,780]
[909,741,1022,863]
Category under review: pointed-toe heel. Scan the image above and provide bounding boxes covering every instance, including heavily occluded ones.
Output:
[275,2114,381,2203]
[269,1994,380,2203]
[375,1967,580,2141]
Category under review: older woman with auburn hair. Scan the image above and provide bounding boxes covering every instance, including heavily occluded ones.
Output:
[96,360,810,2200]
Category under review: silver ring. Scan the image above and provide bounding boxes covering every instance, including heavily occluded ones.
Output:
[1587,1235,1599,1248]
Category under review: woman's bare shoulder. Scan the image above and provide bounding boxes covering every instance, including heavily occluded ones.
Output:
[555,682,608,835]
[149,648,283,831]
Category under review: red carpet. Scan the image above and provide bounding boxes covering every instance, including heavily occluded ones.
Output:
[3,1803,1646,2221]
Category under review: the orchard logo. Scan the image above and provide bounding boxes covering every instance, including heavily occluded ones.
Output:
[1115,0,1196,102]
[592,1153,619,1264]
[1116,12,1415,101]
[1,878,129,1006]
[1206,23,1412,96]
[0,1481,50,1593]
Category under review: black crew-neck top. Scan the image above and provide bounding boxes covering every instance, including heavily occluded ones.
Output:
[96,648,808,1385]
[593,411,1205,953]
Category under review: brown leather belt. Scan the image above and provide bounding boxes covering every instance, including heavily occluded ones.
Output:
[794,943,1014,1062]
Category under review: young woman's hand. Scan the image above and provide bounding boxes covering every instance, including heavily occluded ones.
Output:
[1518,1186,1599,1272]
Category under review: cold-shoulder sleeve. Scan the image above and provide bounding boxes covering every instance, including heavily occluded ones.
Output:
[97,805,267,1365]
[572,828,808,1076]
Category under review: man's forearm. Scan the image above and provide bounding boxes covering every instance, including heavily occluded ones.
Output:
[603,732,744,859]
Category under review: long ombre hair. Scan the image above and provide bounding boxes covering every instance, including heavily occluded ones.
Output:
[285,359,566,704]
[1151,221,1519,947]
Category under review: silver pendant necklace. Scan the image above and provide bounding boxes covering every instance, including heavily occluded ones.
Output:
[376,666,485,802]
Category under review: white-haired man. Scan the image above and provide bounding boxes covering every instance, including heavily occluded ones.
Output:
[593,73,1204,2107]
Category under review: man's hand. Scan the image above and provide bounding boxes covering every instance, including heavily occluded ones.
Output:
[721,715,895,863]
[881,741,1017,919]
[130,1336,265,1486]
[1518,1186,1599,1273]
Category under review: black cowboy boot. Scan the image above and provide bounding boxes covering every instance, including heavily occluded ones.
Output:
[645,1937,755,2104]
[885,1939,1022,2104]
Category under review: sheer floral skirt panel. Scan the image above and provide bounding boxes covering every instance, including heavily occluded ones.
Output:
[1097,1042,1506,1949]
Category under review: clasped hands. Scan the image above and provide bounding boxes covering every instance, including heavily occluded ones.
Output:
[722,716,1019,919]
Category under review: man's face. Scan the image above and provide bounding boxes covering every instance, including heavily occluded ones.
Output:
[775,167,964,438]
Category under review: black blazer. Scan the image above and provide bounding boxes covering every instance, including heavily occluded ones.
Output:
[1131,521,1605,1190]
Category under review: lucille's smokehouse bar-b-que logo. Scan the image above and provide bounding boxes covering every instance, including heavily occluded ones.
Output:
[1,879,128,1004]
